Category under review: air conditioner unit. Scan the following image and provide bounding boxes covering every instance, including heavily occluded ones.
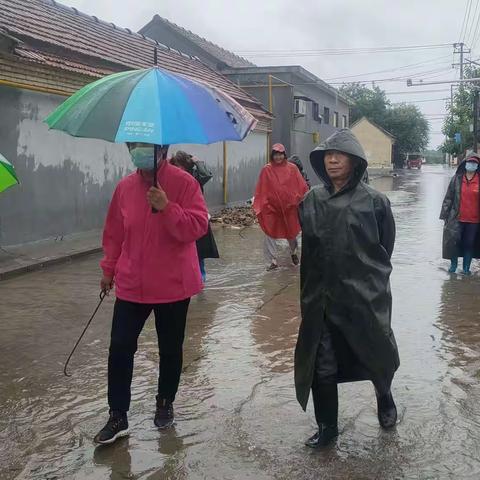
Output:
[294,99,307,116]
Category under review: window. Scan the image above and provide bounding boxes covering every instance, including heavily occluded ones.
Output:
[342,115,348,128]
[294,99,307,116]
[313,102,321,122]
[323,107,330,125]
[333,112,339,128]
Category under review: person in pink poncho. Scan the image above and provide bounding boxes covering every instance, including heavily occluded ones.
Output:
[94,143,208,445]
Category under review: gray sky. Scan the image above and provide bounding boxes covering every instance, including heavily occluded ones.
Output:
[68,0,475,148]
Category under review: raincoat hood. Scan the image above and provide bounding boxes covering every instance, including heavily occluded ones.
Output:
[272,143,286,154]
[289,155,304,172]
[310,129,368,189]
[456,151,480,174]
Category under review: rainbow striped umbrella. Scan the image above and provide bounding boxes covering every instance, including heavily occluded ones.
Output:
[45,67,257,146]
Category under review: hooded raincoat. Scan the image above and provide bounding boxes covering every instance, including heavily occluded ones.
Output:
[294,129,400,410]
[440,155,480,260]
[101,160,209,304]
[288,155,311,188]
[193,160,219,260]
[254,149,309,239]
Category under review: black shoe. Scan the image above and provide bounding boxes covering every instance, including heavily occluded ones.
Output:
[94,411,129,445]
[291,254,300,266]
[154,399,175,429]
[377,391,397,429]
[305,424,338,448]
[266,262,278,272]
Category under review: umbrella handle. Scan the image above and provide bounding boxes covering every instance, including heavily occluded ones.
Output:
[152,145,159,213]
[151,145,170,214]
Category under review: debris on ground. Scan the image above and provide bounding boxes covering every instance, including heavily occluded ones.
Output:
[211,206,257,227]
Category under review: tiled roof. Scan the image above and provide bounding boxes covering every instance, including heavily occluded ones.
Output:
[0,0,271,122]
[140,15,255,69]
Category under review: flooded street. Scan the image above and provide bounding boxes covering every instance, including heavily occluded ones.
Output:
[2,165,480,479]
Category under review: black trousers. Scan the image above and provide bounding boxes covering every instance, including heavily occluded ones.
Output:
[311,321,393,427]
[460,222,479,253]
[108,298,190,413]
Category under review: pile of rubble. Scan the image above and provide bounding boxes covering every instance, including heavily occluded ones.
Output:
[211,206,257,227]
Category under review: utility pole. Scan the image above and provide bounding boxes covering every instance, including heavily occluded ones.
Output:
[453,42,471,80]
[461,42,464,79]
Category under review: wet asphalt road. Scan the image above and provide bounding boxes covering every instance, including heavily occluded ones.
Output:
[1,165,480,479]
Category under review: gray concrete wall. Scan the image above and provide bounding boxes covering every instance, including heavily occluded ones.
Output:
[172,131,268,205]
[0,86,266,246]
[0,86,132,246]
[244,86,293,153]
[227,131,267,203]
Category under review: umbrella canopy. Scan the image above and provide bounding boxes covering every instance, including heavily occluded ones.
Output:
[0,153,19,193]
[45,67,257,146]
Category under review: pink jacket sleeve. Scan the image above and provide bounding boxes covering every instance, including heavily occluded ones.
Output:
[162,178,209,243]
[100,186,124,277]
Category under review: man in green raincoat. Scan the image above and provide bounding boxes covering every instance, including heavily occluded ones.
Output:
[295,129,400,448]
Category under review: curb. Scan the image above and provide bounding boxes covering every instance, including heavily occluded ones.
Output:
[0,246,102,281]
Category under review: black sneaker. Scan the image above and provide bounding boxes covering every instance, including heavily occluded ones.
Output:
[266,262,278,272]
[94,411,129,445]
[291,254,300,266]
[305,424,338,448]
[154,399,175,429]
[377,391,397,429]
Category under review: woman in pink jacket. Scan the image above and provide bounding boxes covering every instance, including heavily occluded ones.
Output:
[94,143,208,445]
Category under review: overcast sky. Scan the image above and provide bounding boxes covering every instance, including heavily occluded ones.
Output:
[67,0,475,148]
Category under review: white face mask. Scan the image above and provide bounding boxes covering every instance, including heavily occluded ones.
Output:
[465,161,478,173]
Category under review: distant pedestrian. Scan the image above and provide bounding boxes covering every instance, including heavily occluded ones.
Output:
[441,152,480,275]
[253,143,309,271]
[288,154,311,188]
[94,142,208,445]
[295,129,399,448]
[171,151,219,282]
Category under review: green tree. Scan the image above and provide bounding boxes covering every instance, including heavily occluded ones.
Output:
[423,148,445,164]
[383,104,429,156]
[441,66,480,155]
[340,84,389,125]
[340,83,430,158]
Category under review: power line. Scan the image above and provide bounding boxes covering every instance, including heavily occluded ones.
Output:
[472,6,480,49]
[466,0,480,45]
[323,55,452,81]
[392,97,449,104]
[462,0,474,42]
[469,0,480,47]
[460,0,473,42]
[384,89,451,94]
[329,66,454,86]
[235,43,453,57]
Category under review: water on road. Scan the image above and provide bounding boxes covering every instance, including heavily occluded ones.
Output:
[1,166,480,479]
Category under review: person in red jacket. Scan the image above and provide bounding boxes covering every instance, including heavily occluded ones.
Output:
[441,152,480,275]
[94,142,208,445]
[253,143,309,271]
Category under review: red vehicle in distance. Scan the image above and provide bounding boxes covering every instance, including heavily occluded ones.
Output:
[406,153,424,169]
